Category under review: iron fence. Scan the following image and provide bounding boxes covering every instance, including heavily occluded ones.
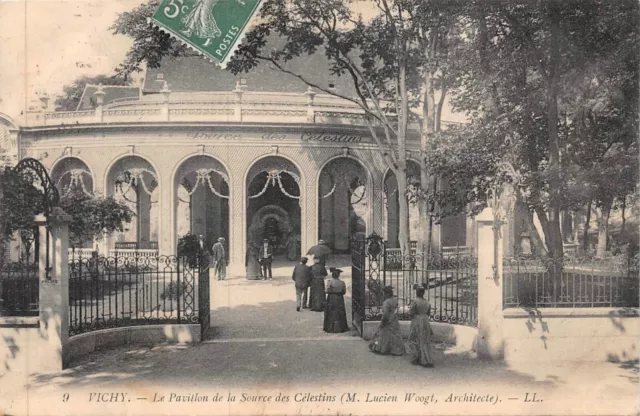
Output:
[354,236,478,328]
[68,252,206,336]
[503,256,639,308]
[0,259,39,316]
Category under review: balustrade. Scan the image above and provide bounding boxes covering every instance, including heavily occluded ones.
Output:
[27,88,414,129]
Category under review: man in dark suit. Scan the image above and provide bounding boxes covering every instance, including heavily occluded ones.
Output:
[259,238,274,280]
[211,237,227,281]
[292,257,312,311]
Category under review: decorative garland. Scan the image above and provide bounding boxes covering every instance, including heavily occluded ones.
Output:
[178,169,229,204]
[115,168,158,204]
[321,173,366,205]
[57,169,93,197]
[248,169,301,204]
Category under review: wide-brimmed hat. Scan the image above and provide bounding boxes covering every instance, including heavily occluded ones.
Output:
[263,238,269,242]
[329,267,343,277]
[383,286,394,295]
[300,256,308,262]
[318,239,325,244]
[413,283,427,290]
[218,237,225,242]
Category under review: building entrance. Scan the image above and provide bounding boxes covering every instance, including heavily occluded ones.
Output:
[246,157,302,262]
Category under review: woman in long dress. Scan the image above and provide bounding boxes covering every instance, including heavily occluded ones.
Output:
[309,257,327,311]
[323,268,350,333]
[285,232,301,261]
[369,286,405,356]
[245,241,262,280]
[408,284,435,367]
[181,0,222,46]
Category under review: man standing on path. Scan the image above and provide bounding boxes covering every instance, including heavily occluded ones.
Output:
[292,257,312,312]
[260,238,274,280]
[212,237,227,281]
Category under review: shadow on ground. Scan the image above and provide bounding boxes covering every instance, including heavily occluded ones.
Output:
[29,295,559,394]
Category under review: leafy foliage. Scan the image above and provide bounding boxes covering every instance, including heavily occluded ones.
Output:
[0,167,45,261]
[110,1,189,77]
[177,233,202,268]
[58,191,134,249]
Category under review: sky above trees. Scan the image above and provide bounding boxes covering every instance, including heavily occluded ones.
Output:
[0,0,139,118]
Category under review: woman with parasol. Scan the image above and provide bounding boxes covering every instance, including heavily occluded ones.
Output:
[306,239,331,266]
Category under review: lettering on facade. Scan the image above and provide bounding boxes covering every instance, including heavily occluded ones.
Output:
[191,131,243,141]
[190,131,366,143]
[262,132,365,143]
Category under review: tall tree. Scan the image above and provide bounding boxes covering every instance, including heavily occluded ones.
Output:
[439,0,639,260]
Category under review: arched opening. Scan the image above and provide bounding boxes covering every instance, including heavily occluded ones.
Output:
[105,156,159,250]
[51,157,94,250]
[174,155,229,253]
[383,160,420,248]
[318,157,368,253]
[51,157,94,197]
[246,156,301,261]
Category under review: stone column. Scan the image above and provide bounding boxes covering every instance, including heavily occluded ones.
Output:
[210,175,223,243]
[36,208,72,371]
[158,171,173,255]
[137,187,151,248]
[386,177,399,247]
[304,179,317,255]
[229,183,244,274]
[476,207,505,360]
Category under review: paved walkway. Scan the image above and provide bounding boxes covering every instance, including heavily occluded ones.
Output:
[1,257,638,415]
[208,255,354,341]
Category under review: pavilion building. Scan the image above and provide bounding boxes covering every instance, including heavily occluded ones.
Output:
[5,54,474,271]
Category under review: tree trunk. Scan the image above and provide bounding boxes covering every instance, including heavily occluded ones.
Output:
[419,64,436,255]
[544,14,564,261]
[596,199,612,258]
[620,197,626,235]
[395,168,411,255]
[582,201,592,253]
[524,209,549,258]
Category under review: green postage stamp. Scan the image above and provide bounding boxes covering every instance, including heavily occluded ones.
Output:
[151,0,263,67]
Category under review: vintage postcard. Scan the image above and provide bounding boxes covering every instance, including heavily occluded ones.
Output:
[0,0,638,415]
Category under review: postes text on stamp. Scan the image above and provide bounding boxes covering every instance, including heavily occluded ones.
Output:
[151,0,263,67]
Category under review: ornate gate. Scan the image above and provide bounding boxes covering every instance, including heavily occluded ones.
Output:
[351,232,478,335]
[198,250,211,337]
[350,236,366,335]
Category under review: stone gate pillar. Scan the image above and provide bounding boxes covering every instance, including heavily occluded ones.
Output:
[228,180,244,274]
[36,207,71,372]
[476,207,505,360]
